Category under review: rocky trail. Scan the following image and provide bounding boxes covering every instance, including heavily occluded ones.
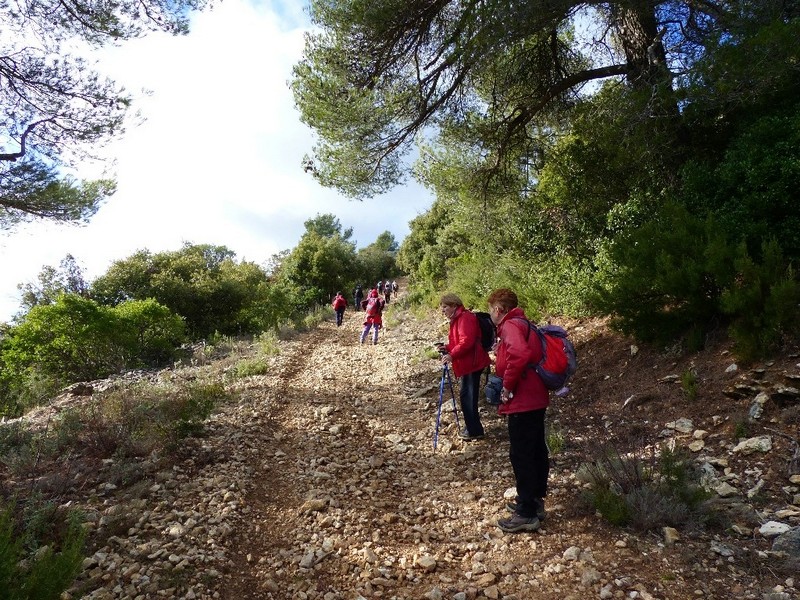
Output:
[6,286,800,600]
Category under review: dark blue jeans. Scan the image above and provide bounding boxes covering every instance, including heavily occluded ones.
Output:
[459,369,485,437]
[508,409,549,518]
[335,308,345,326]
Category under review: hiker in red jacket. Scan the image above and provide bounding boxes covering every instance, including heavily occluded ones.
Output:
[331,292,347,327]
[439,293,491,441]
[488,287,549,534]
[359,289,385,344]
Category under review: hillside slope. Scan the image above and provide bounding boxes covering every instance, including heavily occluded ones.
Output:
[4,286,800,600]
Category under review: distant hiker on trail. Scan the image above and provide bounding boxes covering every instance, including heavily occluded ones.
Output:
[487,287,549,534]
[376,280,383,295]
[332,291,347,327]
[359,288,385,345]
[392,280,398,294]
[383,280,392,303]
[439,293,490,442]
[354,285,364,311]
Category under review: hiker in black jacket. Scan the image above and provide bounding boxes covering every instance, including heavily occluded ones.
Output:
[354,285,364,311]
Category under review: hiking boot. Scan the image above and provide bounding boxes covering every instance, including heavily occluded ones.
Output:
[497,512,541,533]
[458,429,484,441]
[505,497,546,521]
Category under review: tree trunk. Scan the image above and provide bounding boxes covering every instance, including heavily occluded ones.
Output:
[611,1,684,179]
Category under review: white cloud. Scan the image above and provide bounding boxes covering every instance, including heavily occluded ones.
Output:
[0,0,433,321]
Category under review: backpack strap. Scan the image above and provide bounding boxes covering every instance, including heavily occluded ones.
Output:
[508,315,533,341]
[506,316,550,376]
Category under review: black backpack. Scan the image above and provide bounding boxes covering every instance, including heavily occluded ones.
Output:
[473,311,496,351]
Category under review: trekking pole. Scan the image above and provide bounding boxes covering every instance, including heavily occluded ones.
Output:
[434,362,461,451]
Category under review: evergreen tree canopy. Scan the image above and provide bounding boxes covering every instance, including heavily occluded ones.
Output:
[1,0,209,228]
[17,254,89,315]
[91,243,272,339]
[274,214,359,308]
[292,0,799,198]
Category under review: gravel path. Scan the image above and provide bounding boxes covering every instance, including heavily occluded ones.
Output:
[209,298,739,600]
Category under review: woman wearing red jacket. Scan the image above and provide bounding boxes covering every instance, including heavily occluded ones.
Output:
[488,288,549,533]
[439,293,491,440]
[359,288,385,344]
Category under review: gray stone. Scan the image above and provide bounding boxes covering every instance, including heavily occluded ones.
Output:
[760,521,791,538]
[733,435,773,454]
[666,418,694,434]
[772,527,800,558]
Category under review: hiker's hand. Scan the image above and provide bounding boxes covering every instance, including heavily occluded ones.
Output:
[501,388,513,403]
[441,352,452,365]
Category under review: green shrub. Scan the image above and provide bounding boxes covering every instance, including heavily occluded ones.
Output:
[0,421,34,457]
[546,423,565,456]
[732,417,750,441]
[580,444,711,531]
[0,419,76,479]
[71,380,228,460]
[590,201,799,359]
[682,104,800,263]
[442,250,593,318]
[680,368,698,401]
[658,445,712,510]
[1,294,125,384]
[91,243,279,339]
[0,499,85,600]
[254,331,281,356]
[205,333,253,361]
[625,486,690,530]
[111,298,186,366]
[404,286,433,308]
[0,294,186,415]
[587,485,631,526]
[421,347,441,361]
[292,306,328,332]
[720,239,800,362]
[169,382,221,440]
[590,202,735,348]
[0,364,62,417]
[227,358,270,379]
[0,440,39,478]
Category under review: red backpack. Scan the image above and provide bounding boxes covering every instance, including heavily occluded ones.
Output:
[511,317,577,394]
[365,297,383,316]
[332,296,346,310]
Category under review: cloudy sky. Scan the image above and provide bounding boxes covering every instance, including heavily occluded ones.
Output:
[0,0,433,322]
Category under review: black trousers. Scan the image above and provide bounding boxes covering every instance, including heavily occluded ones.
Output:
[459,369,485,437]
[507,409,549,518]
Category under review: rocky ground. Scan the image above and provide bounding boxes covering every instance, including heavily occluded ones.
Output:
[3,285,800,600]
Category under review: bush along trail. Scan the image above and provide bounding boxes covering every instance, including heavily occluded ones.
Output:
[4,286,800,600]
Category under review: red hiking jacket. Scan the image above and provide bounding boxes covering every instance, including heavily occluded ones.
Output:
[494,307,549,415]
[444,306,491,378]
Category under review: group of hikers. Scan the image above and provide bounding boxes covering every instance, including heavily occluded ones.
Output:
[329,280,399,345]
[331,283,553,534]
[354,280,398,306]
